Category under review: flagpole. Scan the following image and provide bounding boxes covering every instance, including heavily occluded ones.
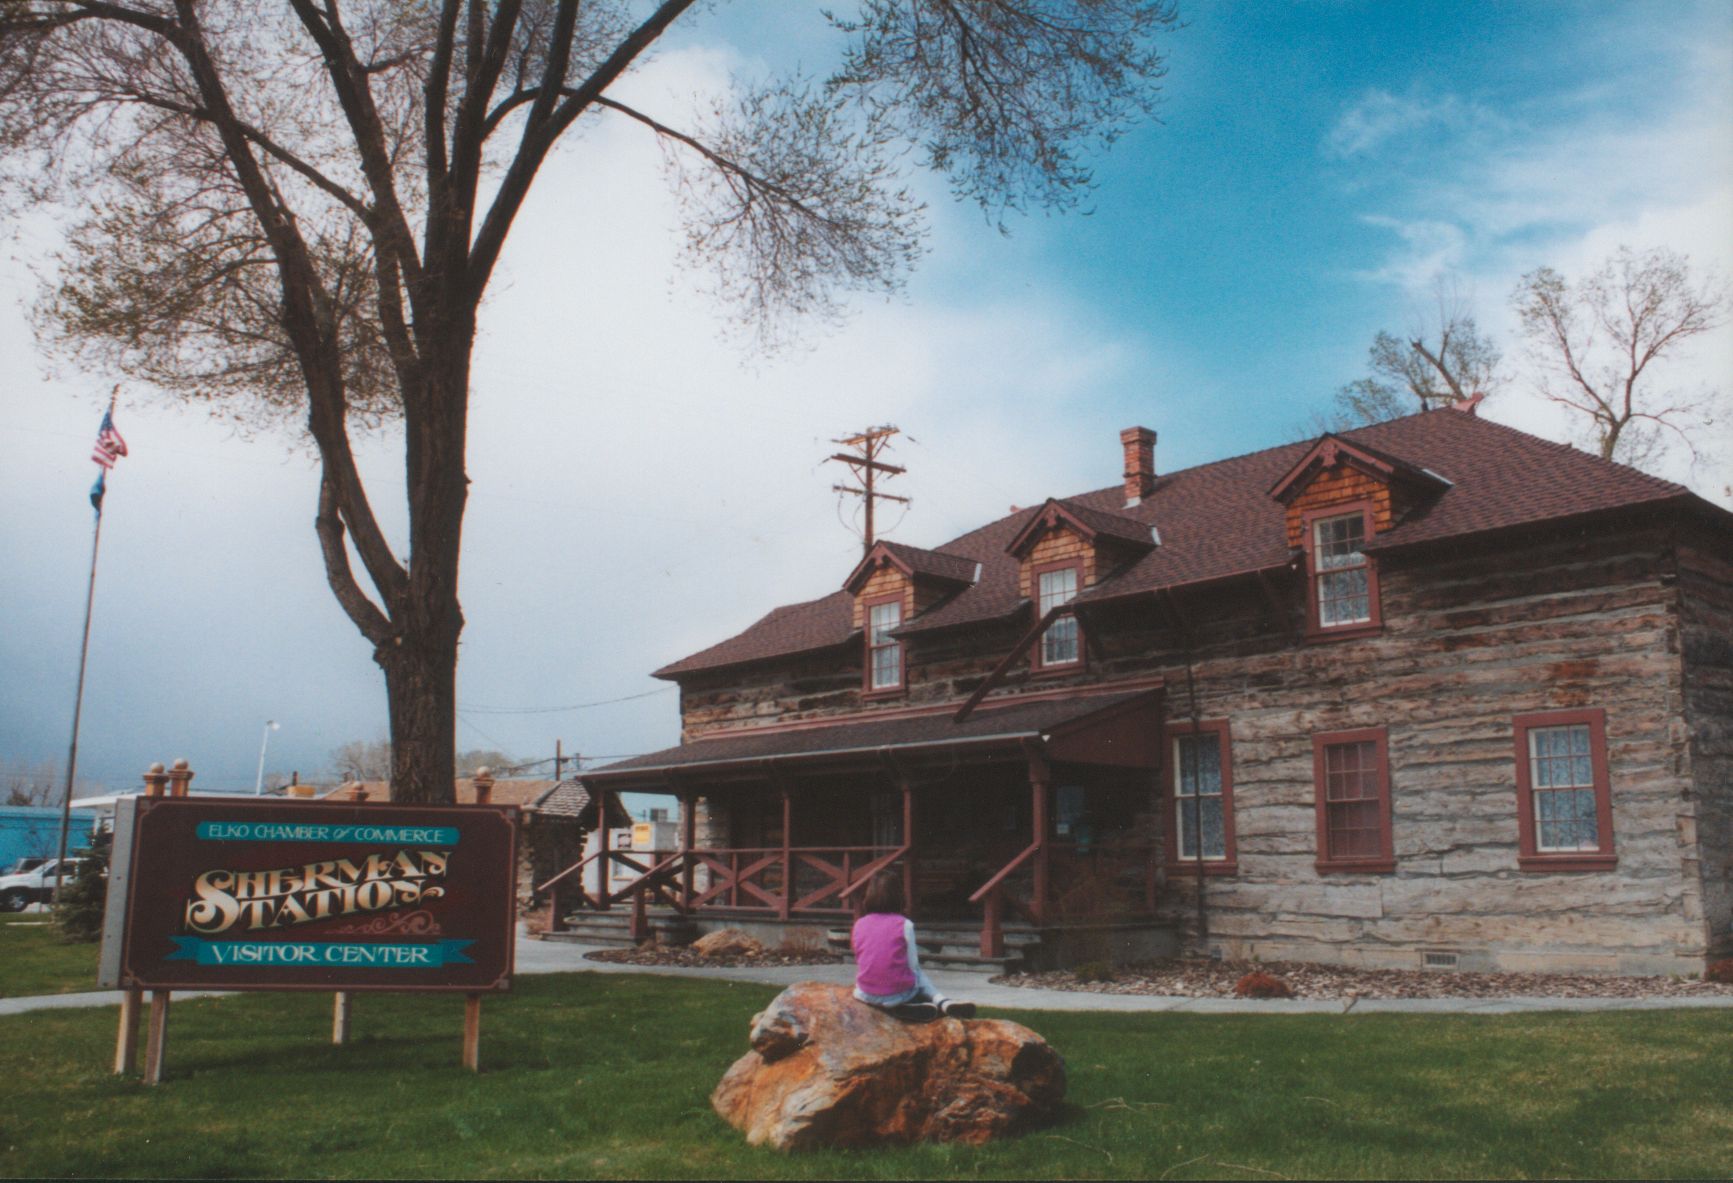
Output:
[53,398,118,908]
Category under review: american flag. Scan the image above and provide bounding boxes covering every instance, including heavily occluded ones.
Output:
[91,409,128,470]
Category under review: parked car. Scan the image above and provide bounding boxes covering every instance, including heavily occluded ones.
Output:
[0,858,88,911]
[2,856,46,877]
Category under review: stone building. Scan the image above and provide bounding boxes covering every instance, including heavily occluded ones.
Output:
[565,405,1731,975]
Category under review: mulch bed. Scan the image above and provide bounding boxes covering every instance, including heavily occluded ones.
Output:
[995,957,1733,1000]
[587,945,845,969]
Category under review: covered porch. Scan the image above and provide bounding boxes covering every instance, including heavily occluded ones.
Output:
[537,686,1166,959]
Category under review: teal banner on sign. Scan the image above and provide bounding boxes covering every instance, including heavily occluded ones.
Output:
[195,821,460,846]
[166,936,474,968]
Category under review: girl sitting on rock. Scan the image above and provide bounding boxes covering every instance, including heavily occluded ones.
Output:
[851,870,975,1021]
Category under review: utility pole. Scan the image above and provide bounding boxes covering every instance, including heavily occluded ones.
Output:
[829,425,910,553]
[554,739,566,782]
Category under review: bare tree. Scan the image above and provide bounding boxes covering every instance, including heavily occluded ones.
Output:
[1,1,1178,802]
[1327,280,1502,428]
[329,737,391,783]
[1512,246,1728,467]
[2,759,63,808]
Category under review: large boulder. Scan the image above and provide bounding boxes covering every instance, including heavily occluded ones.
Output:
[711,981,1066,1150]
[692,928,766,958]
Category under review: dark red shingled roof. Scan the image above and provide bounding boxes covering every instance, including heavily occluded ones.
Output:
[843,539,980,593]
[579,688,1158,785]
[656,411,1704,678]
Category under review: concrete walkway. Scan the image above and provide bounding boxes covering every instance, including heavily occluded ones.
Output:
[515,934,1733,1016]
[6,929,1730,1018]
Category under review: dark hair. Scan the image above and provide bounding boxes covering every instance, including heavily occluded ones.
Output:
[860,869,905,915]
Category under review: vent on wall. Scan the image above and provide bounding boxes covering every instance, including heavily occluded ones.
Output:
[1422,951,1460,970]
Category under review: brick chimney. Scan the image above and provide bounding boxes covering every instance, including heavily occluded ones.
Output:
[1120,426,1157,506]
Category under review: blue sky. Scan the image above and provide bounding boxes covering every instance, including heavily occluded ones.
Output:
[2,1,1728,800]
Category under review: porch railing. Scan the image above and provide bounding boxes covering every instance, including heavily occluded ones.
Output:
[968,837,1160,958]
[536,844,900,936]
[538,836,1159,958]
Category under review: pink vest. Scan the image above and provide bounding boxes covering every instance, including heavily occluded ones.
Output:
[852,912,915,997]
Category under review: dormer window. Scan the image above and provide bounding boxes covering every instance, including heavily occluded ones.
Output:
[1303,504,1380,637]
[865,596,904,693]
[1035,563,1081,668]
[1314,511,1370,625]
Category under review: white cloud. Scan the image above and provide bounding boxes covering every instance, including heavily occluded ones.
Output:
[0,42,1157,790]
[1324,88,1486,159]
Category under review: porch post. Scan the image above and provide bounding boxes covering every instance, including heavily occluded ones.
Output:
[779,784,793,921]
[901,778,915,914]
[595,791,612,910]
[679,788,696,911]
[1027,745,1051,925]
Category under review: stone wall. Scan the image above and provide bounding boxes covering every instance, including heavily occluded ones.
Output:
[673,513,1724,974]
[1677,522,1733,958]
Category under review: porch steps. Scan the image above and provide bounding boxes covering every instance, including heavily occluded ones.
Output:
[826,922,1043,976]
[541,910,697,948]
[542,912,637,947]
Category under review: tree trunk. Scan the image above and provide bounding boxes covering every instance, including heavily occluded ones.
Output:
[380,347,471,805]
[379,601,462,803]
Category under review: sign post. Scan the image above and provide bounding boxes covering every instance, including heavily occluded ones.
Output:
[101,778,517,1082]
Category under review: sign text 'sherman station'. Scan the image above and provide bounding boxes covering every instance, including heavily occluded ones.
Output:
[102,797,517,993]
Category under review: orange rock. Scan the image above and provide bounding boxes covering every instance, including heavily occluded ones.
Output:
[711,981,1065,1150]
[692,928,767,958]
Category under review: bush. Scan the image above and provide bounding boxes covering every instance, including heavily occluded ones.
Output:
[1073,960,1116,983]
[1233,970,1293,999]
[1706,958,1733,984]
[53,829,110,943]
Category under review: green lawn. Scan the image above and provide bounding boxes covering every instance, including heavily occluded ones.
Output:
[0,972,1727,1179]
[0,920,100,998]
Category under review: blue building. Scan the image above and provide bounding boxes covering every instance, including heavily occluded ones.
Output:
[0,806,99,873]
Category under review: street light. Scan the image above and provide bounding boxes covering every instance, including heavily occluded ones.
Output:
[254,720,281,795]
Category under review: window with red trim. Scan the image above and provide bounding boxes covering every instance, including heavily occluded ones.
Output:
[1303,504,1380,637]
[1313,728,1393,872]
[1166,720,1236,874]
[1514,709,1615,871]
[1034,562,1082,669]
[863,595,904,694]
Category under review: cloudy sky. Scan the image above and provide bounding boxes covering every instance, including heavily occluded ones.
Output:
[3,0,1729,802]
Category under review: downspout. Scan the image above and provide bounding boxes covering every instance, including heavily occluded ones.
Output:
[1165,588,1209,954]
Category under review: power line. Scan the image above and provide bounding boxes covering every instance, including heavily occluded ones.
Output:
[457,686,674,715]
[828,424,910,553]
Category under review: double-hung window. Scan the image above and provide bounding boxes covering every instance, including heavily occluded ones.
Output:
[865,597,903,693]
[1168,721,1236,873]
[1035,564,1081,668]
[1305,505,1379,636]
[1514,710,1615,870]
[1313,728,1394,873]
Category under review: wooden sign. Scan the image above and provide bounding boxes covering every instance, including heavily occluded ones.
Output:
[103,796,516,993]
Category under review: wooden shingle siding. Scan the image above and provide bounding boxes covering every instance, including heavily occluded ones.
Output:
[1020,527,1094,599]
[1285,464,1394,548]
[851,564,911,630]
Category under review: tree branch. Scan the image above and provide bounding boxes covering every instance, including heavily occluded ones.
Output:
[284,0,426,295]
[466,0,696,299]
[316,470,393,643]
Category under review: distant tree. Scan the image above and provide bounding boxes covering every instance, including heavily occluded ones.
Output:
[1,1,1178,803]
[456,748,515,777]
[2,760,62,808]
[53,826,109,943]
[1512,246,1728,467]
[1327,281,1502,429]
[330,738,392,783]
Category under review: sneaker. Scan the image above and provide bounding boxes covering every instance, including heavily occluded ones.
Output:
[939,1000,976,1019]
[890,1001,940,1022]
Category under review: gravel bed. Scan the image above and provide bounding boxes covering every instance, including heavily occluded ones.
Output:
[994,957,1733,1000]
[586,946,845,969]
